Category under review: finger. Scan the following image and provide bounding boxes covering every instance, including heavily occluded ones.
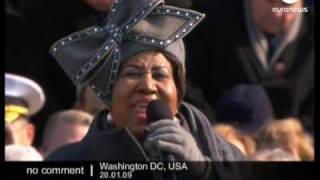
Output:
[147,119,180,132]
[157,140,184,157]
[147,133,184,145]
[147,126,179,138]
[144,138,158,152]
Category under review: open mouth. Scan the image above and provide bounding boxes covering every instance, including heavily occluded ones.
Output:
[131,102,148,122]
[131,99,157,122]
[134,103,148,114]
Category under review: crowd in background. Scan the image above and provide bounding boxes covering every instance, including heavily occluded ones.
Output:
[5,0,314,161]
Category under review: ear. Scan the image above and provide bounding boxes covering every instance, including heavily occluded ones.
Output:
[26,123,36,146]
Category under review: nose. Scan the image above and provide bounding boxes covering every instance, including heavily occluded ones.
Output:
[137,72,157,94]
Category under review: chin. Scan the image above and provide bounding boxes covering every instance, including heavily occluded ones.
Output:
[128,125,146,139]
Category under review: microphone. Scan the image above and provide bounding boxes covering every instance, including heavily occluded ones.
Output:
[147,99,173,124]
[147,100,174,159]
[146,100,177,180]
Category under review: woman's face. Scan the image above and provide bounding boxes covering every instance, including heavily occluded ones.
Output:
[111,51,179,138]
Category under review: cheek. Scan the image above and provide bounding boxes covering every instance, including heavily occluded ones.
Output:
[111,81,130,128]
[12,127,27,145]
[111,79,148,138]
[10,124,22,137]
[111,79,138,129]
[159,81,179,115]
[10,129,20,143]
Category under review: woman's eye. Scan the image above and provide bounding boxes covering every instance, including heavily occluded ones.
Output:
[153,72,169,80]
[122,71,142,78]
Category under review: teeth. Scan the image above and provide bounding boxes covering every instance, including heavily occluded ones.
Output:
[137,103,148,108]
[135,103,148,113]
[135,102,148,107]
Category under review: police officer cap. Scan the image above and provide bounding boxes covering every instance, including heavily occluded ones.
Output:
[5,73,45,117]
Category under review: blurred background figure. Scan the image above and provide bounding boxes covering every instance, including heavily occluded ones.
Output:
[5,73,45,146]
[214,84,274,135]
[74,85,107,115]
[212,123,256,157]
[39,110,93,158]
[186,0,314,134]
[249,147,299,161]
[5,0,113,147]
[254,118,314,161]
[5,144,43,161]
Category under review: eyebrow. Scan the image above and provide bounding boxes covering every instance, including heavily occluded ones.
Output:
[123,64,169,71]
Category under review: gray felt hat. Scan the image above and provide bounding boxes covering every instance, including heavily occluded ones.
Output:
[49,0,205,107]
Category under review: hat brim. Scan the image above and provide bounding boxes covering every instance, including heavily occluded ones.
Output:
[5,73,45,116]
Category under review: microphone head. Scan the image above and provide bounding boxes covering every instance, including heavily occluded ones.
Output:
[147,99,173,124]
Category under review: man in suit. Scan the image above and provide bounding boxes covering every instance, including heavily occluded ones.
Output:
[186,0,314,132]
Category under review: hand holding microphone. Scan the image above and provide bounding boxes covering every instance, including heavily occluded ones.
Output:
[144,100,205,161]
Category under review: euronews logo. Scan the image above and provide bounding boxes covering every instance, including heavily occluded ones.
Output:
[272,0,308,13]
[282,0,298,4]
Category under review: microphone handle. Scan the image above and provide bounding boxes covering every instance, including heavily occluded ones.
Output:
[161,152,177,180]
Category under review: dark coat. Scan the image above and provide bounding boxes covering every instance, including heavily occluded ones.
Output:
[46,102,245,179]
[186,1,314,131]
